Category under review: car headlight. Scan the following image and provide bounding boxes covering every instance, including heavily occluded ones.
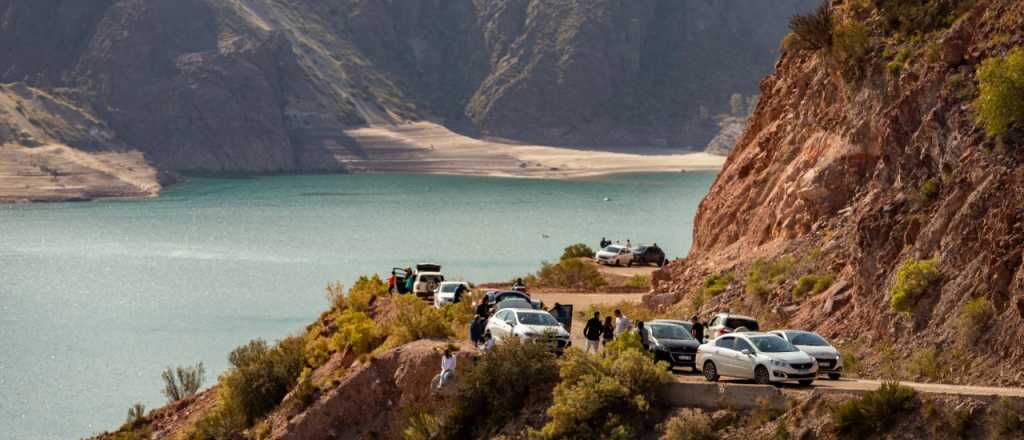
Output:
[770,359,786,367]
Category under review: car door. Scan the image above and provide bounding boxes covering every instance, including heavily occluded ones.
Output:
[492,310,511,340]
[732,338,757,379]
[707,316,722,339]
[713,336,737,376]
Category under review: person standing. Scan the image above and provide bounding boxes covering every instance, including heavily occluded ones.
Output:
[469,315,486,346]
[625,239,632,249]
[601,316,615,348]
[437,348,457,389]
[637,321,649,350]
[475,297,490,318]
[614,309,632,337]
[583,312,603,354]
[690,315,705,343]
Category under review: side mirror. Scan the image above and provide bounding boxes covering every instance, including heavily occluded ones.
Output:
[741,349,752,355]
[506,320,515,327]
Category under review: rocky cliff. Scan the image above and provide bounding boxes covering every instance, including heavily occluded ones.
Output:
[656,0,1024,386]
[0,0,814,188]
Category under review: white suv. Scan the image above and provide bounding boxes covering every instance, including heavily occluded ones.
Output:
[768,330,842,380]
[705,313,760,341]
[696,332,818,386]
[595,245,633,266]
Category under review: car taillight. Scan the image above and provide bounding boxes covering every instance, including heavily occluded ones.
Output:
[721,328,732,334]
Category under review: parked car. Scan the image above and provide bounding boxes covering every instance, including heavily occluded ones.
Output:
[653,319,693,335]
[696,333,818,386]
[484,290,543,310]
[705,313,760,340]
[412,263,444,300]
[433,281,471,308]
[768,330,842,380]
[646,320,700,370]
[486,309,571,352]
[631,245,666,267]
[596,245,633,266]
[495,298,535,311]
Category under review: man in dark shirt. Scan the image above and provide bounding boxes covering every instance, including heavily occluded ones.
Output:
[475,297,490,318]
[583,312,603,354]
[690,315,705,343]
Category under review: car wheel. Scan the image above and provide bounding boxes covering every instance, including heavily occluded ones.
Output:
[627,260,633,267]
[828,373,841,381]
[703,361,719,382]
[754,365,771,385]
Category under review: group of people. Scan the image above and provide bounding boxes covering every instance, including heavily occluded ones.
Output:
[582,309,635,353]
[599,237,631,249]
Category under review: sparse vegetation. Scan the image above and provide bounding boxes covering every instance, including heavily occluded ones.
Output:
[872,0,974,36]
[919,177,943,202]
[789,2,834,50]
[908,347,940,381]
[831,20,872,78]
[792,273,832,298]
[626,274,650,289]
[833,381,917,439]
[561,243,595,260]
[440,340,559,439]
[987,397,1024,439]
[746,257,793,303]
[529,258,608,291]
[126,403,146,425]
[889,258,941,314]
[382,293,453,348]
[975,47,1024,138]
[161,363,205,402]
[958,297,994,345]
[539,334,673,439]
[660,410,717,440]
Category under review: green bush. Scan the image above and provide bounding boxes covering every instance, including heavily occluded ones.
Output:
[789,2,834,50]
[220,336,306,426]
[701,273,731,298]
[781,32,805,52]
[331,309,383,356]
[987,397,1024,439]
[625,275,650,288]
[161,363,205,402]
[908,347,940,381]
[889,259,941,314]
[347,274,389,313]
[958,297,994,344]
[872,0,974,36]
[975,47,1024,138]
[440,340,559,439]
[792,273,832,298]
[831,20,872,75]
[561,243,596,260]
[539,337,673,439]
[532,258,608,291]
[746,258,793,303]
[383,294,453,348]
[919,177,942,202]
[660,410,717,440]
[833,381,917,439]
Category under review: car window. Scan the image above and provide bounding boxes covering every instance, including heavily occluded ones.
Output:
[786,332,830,347]
[650,324,693,340]
[734,338,754,352]
[715,337,735,349]
[518,312,558,326]
[750,336,799,353]
[495,310,510,321]
[725,318,759,331]
[605,246,622,252]
[440,284,458,292]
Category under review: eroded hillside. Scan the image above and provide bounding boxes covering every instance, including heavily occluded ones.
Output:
[654,0,1024,386]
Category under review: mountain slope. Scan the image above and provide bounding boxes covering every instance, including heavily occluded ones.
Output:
[656,0,1024,386]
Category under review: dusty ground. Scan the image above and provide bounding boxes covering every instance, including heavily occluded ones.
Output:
[343,122,725,179]
[0,144,160,203]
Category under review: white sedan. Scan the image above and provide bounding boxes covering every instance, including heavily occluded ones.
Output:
[595,245,633,266]
[433,281,471,308]
[485,309,571,352]
[696,332,818,386]
[768,330,843,380]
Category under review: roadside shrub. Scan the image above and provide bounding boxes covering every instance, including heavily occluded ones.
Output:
[331,309,383,356]
[660,410,716,440]
[746,257,793,303]
[561,243,595,260]
[383,293,452,348]
[220,336,306,426]
[539,339,673,439]
[625,275,650,289]
[889,259,941,314]
[532,258,607,291]
[701,273,731,298]
[440,340,559,439]
[987,397,1024,439]
[161,362,205,402]
[347,274,389,313]
[958,297,994,345]
[833,381,917,439]
[975,47,1024,138]
[908,347,940,381]
[789,2,834,50]
[792,273,832,298]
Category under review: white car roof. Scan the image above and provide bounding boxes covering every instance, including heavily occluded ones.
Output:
[417,272,443,276]
[439,281,468,285]
[716,313,757,321]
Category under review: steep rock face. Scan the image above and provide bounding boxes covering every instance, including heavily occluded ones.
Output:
[663,1,1024,385]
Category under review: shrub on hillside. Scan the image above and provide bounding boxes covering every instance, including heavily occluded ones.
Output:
[987,397,1024,438]
[161,363,205,402]
[702,273,731,297]
[833,381,917,439]
[746,257,793,303]
[561,243,596,260]
[872,0,974,36]
[918,177,942,202]
[975,47,1024,138]
[659,410,716,440]
[789,2,834,50]
[889,259,941,314]
[439,340,559,439]
[792,273,832,298]
[221,336,306,425]
[625,274,650,289]
[958,297,994,345]
[331,309,383,356]
[539,337,673,439]
[908,347,940,381]
[532,258,607,290]
[347,274,389,313]
[831,20,872,78]
[383,293,452,348]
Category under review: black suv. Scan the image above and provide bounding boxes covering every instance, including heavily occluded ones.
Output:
[631,245,666,266]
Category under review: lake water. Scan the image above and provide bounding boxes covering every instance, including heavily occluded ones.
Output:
[0,172,715,439]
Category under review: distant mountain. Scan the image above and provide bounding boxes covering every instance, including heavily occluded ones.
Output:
[0,0,815,177]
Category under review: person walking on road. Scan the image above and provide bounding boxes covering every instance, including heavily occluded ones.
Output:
[601,316,614,348]
[437,348,457,389]
[690,315,705,343]
[583,312,603,354]
[614,309,632,337]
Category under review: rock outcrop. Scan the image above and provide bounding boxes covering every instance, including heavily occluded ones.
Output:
[660,0,1024,385]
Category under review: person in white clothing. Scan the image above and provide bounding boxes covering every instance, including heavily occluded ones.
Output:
[438,348,457,389]
[613,309,632,337]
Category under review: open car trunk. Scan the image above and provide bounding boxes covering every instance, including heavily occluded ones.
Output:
[416,263,441,273]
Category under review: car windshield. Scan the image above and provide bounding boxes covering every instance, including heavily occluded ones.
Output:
[750,336,798,353]
[650,324,693,340]
[440,284,459,293]
[725,318,759,331]
[604,246,623,253]
[786,332,830,347]
[518,312,559,326]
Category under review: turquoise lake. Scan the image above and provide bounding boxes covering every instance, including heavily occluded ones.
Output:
[0,172,716,439]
